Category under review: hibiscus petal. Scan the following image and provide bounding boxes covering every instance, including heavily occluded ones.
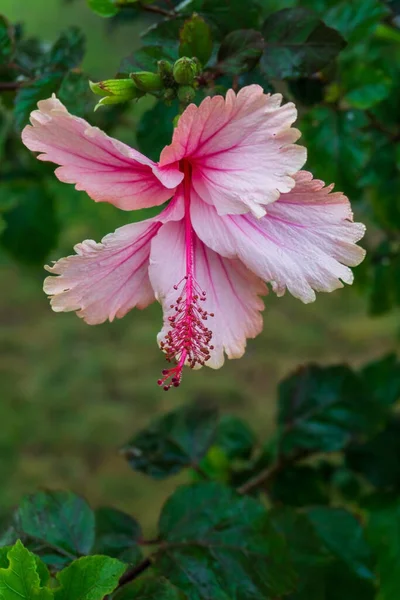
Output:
[44,195,184,324]
[160,85,306,216]
[22,96,182,210]
[191,171,366,303]
[149,220,266,369]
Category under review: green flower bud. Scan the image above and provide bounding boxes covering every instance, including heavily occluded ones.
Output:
[157,60,174,85]
[177,85,196,104]
[163,88,176,104]
[192,57,202,75]
[173,57,197,85]
[130,71,164,92]
[89,79,144,110]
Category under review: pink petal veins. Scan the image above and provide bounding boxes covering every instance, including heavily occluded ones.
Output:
[44,195,184,325]
[22,95,182,211]
[191,171,366,304]
[160,85,306,216]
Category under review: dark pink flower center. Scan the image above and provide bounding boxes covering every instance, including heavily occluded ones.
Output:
[157,161,214,391]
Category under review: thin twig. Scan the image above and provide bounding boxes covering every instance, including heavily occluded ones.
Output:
[237,460,284,495]
[116,2,173,16]
[0,81,25,91]
[118,557,152,587]
[237,449,311,496]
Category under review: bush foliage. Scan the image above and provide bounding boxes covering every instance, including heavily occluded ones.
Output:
[1,0,400,597]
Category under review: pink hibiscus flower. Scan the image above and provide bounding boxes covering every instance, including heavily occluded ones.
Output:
[21,85,365,390]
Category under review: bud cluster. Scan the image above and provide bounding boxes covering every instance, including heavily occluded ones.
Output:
[89,57,201,111]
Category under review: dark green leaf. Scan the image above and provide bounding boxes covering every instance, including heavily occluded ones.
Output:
[238,67,274,93]
[1,183,60,266]
[270,465,329,507]
[218,30,264,75]
[213,415,255,460]
[0,15,14,66]
[324,0,389,44]
[343,65,392,110]
[366,495,400,599]
[301,106,370,196]
[361,353,400,407]
[270,507,332,569]
[277,364,385,456]
[369,258,396,316]
[179,0,261,34]
[305,507,374,580]
[0,541,52,600]
[361,142,400,232]
[120,46,175,74]
[122,403,218,478]
[94,508,142,563]
[14,73,64,130]
[272,508,376,600]
[288,76,325,106]
[5,491,95,562]
[141,19,184,58]
[54,556,126,600]
[156,482,296,599]
[43,27,85,71]
[260,8,346,79]
[346,417,400,489]
[114,577,187,600]
[179,14,213,66]
[58,71,93,117]
[87,0,119,17]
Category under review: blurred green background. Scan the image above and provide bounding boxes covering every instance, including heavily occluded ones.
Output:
[0,0,399,533]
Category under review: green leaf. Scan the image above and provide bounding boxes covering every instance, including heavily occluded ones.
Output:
[180,0,261,34]
[120,46,175,73]
[305,507,374,580]
[142,19,183,57]
[0,541,53,600]
[277,364,385,456]
[271,507,332,570]
[272,508,376,600]
[360,142,400,232]
[43,27,85,71]
[0,183,60,266]
[14,73,64,130]
[260,8,346,79]
[122,403,218,478]
[156,482,296,599]
[58,71,93,117]
[0,15,14,66]
[361,353,400,407]
[213,415,256,460]
[179,14,213,66]
[323,0,389,44]
[94,508,142,563]
[87,0,119,17]
[114,577,187,600]
[346,417,400,490]
[54,556,126,600]
[366,495,400,599]
[0,547,50,588]
[301,106,370,196]
[343,65,392,110]
[270,465,329,507]
[7,491,95,563]
[218,30,264,75]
